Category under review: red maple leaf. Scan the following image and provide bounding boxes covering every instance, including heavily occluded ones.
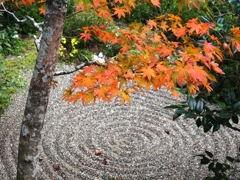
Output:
[80,32,91,42]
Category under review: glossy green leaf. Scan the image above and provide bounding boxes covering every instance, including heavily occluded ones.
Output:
[226,156,235,162]
[164,105,180,109]
[184,112,196,119]
[187,96,197,110]
[196,118,202,127]
[215,163,223,172]
[208,162,214,171]
[205,150,213,158]
[203,116,208,126]
[201,156,210,164]
[228,90,235,101]
[218,111,232,119]
[232,115,239,124]
[173,112,181,120]
[204,124,212,132]
[233,101,240,111]
[196,100,204,113]
[173,109,186,120]
[212,124,220,133]
[204,177,212,180]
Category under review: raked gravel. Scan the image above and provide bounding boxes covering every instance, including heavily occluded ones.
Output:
[0,64,240,180]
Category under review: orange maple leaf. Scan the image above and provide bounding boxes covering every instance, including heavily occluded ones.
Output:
[230,27,240,51]
[21,0,36,5]
[156,44,173,58]
[82,91,95,105]
[186,18,201,34]
[80,76,97,88]
[123,69,135,80]
[127,0,136,7]
[151,0,160,7]
[121,91,130,103]
[210,61,225,74]
[172,26,186,38]
[188,65,209,84]
[94,86,109,101]
[147,19,158,29]
[158,21,169,31]
[141,66,156,81]
[187,83,199,94]
[38,6,46,15]
[113,6,126,18]
[172,60,189,85]
[97,7,113,20]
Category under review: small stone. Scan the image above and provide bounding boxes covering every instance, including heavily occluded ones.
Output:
[82,162,88,166]
[39,156,43,161]
[95,149,101,156]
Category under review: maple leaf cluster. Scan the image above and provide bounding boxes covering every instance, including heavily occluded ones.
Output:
[7,0,239,104]
[64,9,240,104]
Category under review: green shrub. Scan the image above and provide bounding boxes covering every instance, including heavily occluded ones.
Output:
[0,39,36,115]
[61,11,110,63]
[63,11,104,38]
[0,27,24,56]
[123,2,162,23]
[0,54,25,114]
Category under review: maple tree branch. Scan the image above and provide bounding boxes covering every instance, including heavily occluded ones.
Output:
[54,53,101,76]
[53,61,98,76]
[0,2,43,50]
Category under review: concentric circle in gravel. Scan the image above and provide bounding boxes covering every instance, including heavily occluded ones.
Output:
[0,65,240,180]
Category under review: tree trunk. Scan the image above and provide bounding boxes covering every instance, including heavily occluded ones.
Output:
[16,0,67,179]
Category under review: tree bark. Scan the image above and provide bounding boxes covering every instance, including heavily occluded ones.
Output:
[16,0,67,179]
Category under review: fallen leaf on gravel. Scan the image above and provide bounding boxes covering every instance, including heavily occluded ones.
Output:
[164,129,170,134]
[54,164,60,171]
[103,158,108,165]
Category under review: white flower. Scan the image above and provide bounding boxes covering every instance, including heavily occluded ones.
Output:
[12,34,19,39]
[93,54,105,64]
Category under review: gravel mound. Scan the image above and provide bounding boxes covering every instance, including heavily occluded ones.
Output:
[1,64,240,180]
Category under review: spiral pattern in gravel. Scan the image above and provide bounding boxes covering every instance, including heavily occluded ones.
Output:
[0,66,240,180]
